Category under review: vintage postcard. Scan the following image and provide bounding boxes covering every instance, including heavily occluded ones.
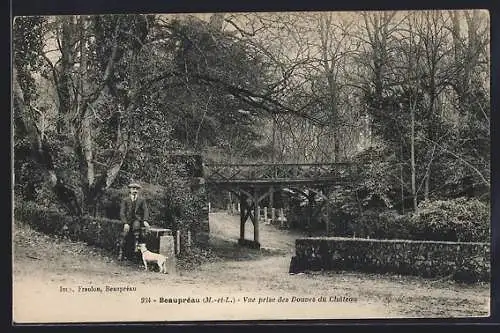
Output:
[12,10,491,323]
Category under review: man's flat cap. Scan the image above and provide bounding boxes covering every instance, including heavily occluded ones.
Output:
[128,182,142,189]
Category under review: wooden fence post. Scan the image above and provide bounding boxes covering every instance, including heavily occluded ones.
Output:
[279,208,286,228]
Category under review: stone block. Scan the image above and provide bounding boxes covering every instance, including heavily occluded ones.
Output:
[159,235,176,274]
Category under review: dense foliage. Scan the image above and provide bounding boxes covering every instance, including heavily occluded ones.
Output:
[13,12,490,249]
[409,198,490,242]
[325,197,489,243]
[14,201,123,250]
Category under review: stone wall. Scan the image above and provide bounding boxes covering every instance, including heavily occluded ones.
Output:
[292,237,490,282]
[15,202,178,259]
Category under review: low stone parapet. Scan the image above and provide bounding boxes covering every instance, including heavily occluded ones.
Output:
[291,237,490,282]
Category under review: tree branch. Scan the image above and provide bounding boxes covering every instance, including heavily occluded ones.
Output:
[418,136,490,188]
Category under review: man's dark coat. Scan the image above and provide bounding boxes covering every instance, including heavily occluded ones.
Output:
[119,195,149,229]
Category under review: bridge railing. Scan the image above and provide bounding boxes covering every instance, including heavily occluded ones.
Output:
[204,163,359,183]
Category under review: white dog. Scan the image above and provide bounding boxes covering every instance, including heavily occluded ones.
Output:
[136,243,168,274]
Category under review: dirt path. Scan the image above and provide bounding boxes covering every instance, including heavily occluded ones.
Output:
[209,212,302,251]
[13,213,490,323]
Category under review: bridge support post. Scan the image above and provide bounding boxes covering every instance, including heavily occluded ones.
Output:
[306,192,317,234]
[237,192,260,249]
[325,202,330,236]
[269,186,274,219]
[253,188,260,247]
[239,196,246,242]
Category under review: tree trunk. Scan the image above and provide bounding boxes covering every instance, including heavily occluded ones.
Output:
[410,103,418,213]
[57,16,75,134]
[424,171,430,201]
[334,138,340,163]
[400,140,405,214]
[13,64,84,215]
[13,65,58,186]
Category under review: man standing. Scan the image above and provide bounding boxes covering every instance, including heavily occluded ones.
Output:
[118,181,150,261]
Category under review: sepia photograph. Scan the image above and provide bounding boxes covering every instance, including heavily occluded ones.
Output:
[12,10,491,323]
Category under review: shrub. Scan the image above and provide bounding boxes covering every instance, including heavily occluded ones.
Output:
[14,200,77,237]
[352,209,412,240]
[14,201,123,251]
[350,209,379,238]
[377,210,412,239]
[410,198,490,242]
[78,215,123,250]
[329,197,489,242]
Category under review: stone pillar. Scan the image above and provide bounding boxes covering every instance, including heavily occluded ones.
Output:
[159,234,176,274]
[271,208,276,224]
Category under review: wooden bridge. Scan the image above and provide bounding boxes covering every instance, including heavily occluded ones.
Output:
[204,163,359,248]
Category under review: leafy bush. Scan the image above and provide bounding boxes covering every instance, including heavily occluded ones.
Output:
[14,201,123,250]
[352,142,401,210]
[349,209,378,238]
[351,210,412,240]
[327,197,489,242]
[376,210,412,239]
[410,198,490,242]
[14,200,77,236]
